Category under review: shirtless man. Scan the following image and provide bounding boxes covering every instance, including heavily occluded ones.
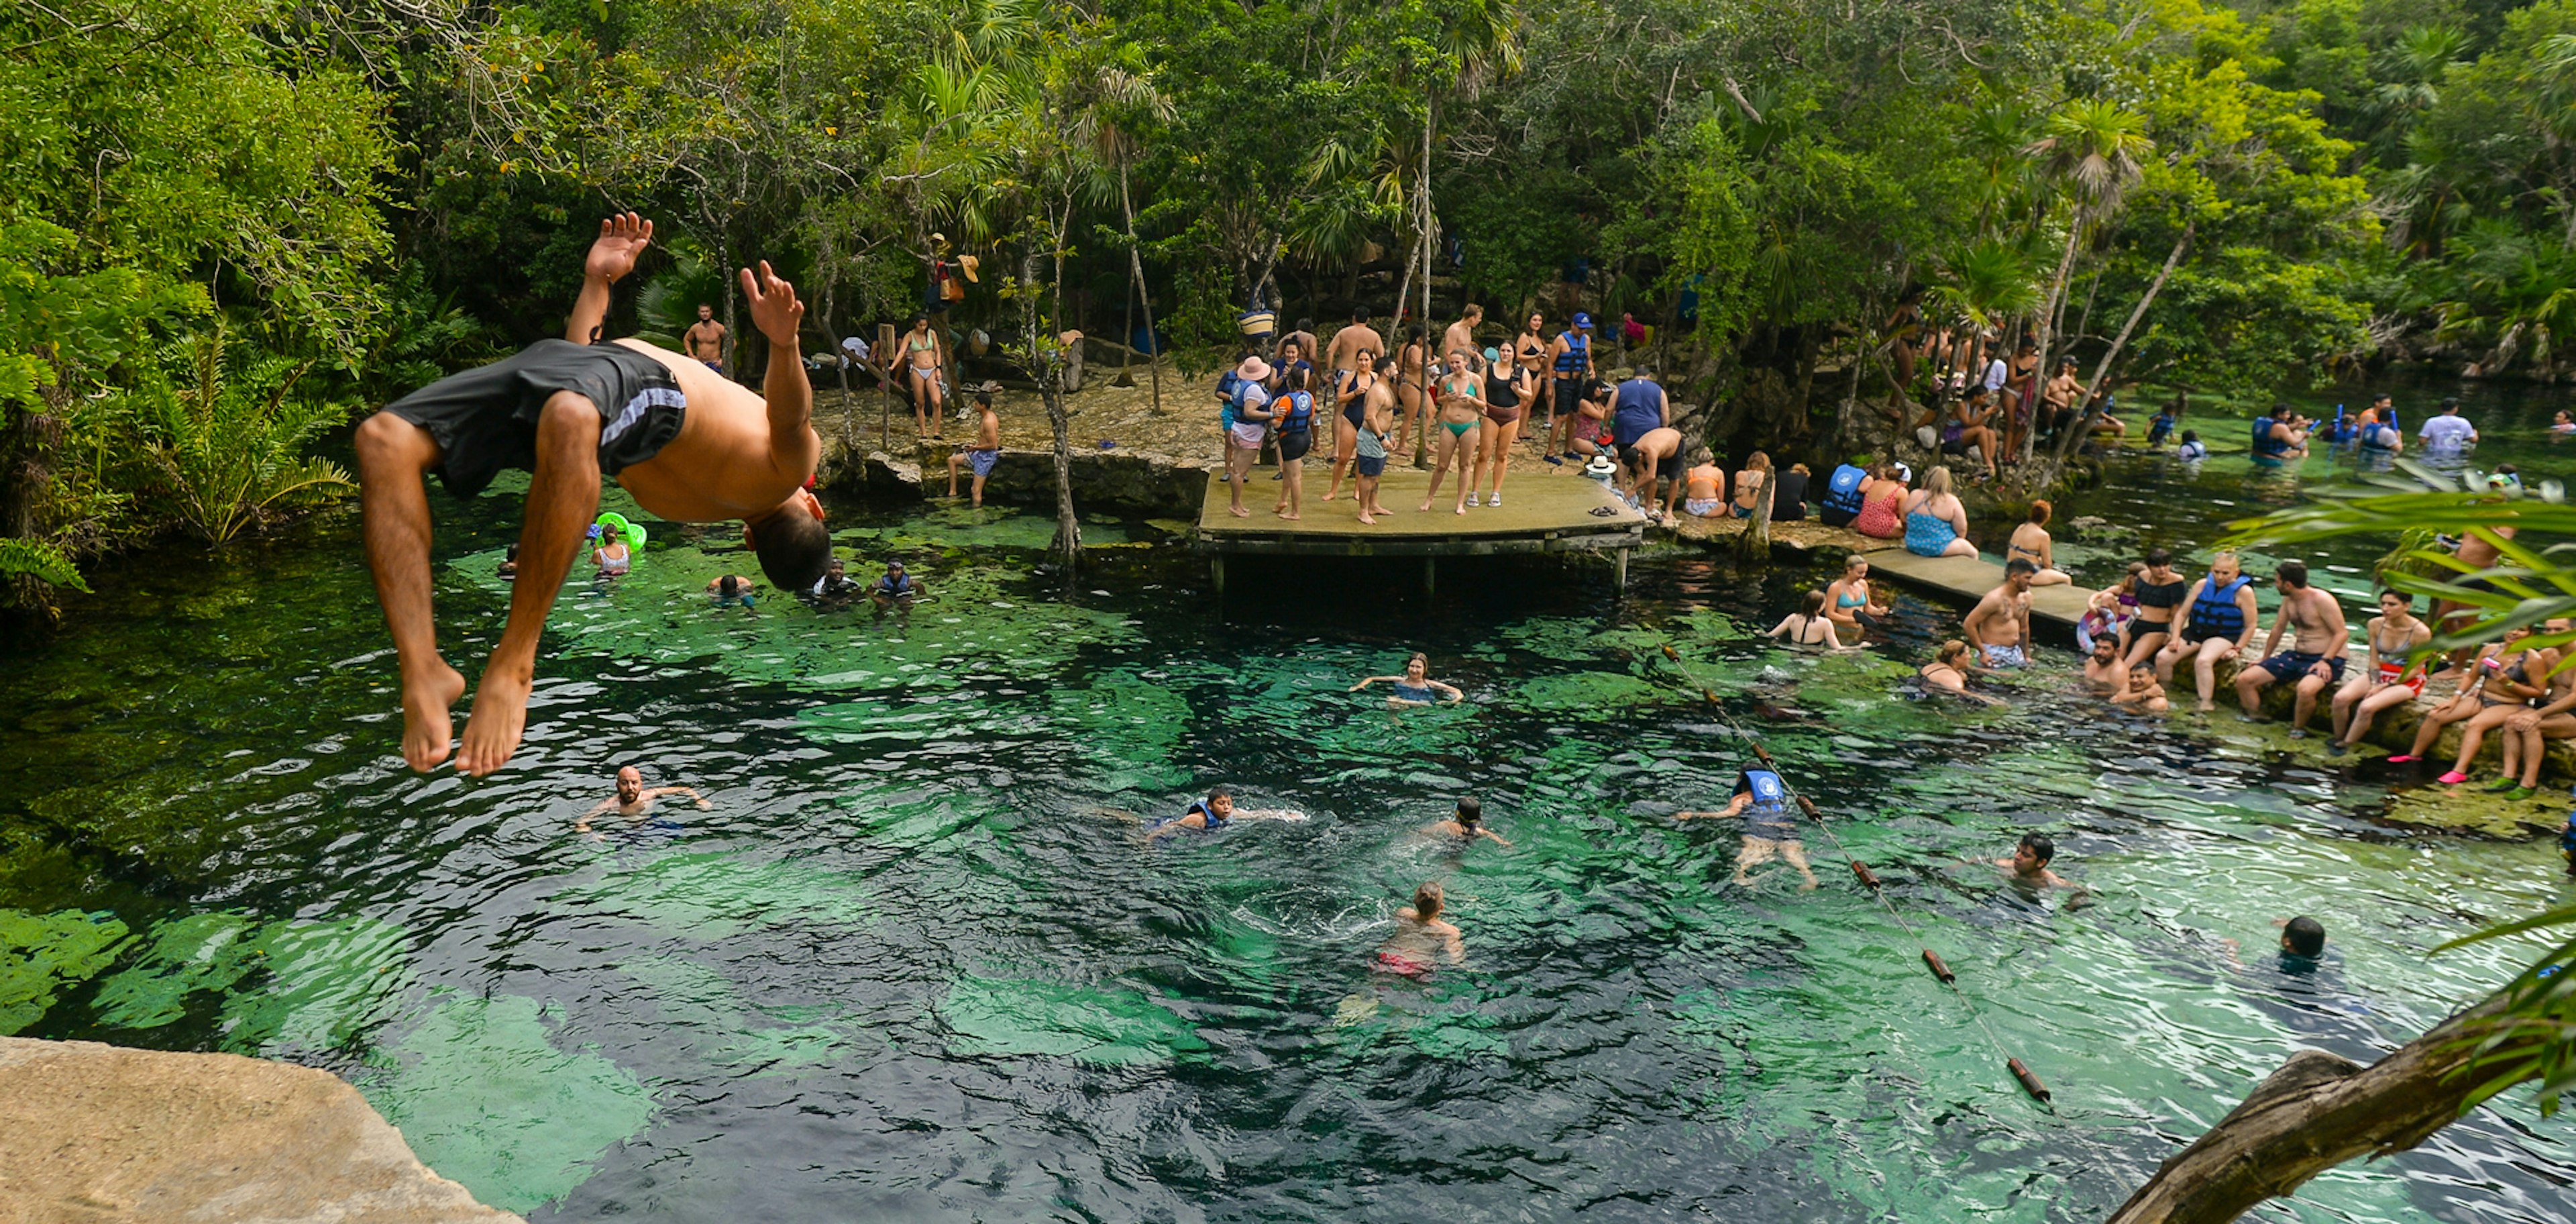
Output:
[358,214,829,776]
[1994,833,2074,888]
[945,390,1002,506]
[578,765,710,833]
[2040,358,2084,440]
[1421,796,1512,847]
[1964,558,2038,669]
[1324,307,1385,394]
[1373,881,1466,976]
[1442,303,1483,372]
[2082,635,2129,697]
[683,303,727,374]
[2233,560,2349,734]
[1624,426,1685,518]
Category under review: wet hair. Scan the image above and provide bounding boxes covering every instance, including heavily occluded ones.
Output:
[2180,429,2199,444]
[2276,560,2309,589]
[2271,401,2292,417]
[1802,589,1829,616]
[2147,547,2174,568]
[1407,652,1430,672]
[2005,558,2039,578]
[2028,499,2052,525]
[2379,589,2412,607]
[1352,307,1371,324]
[2018,833,2056,864]
[1412,880,1444,918]
[748,503,833,594]
[2284,915,2326,956]
[1208,785,1234,803]
[2092,635,2121,654]
[718,574,743,598]
[1456,796,1481,824]
[1289,366,1311,391]
[1937,638,1970,664]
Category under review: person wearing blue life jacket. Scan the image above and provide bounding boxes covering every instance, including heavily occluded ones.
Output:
[1148,788,1235,841]
[1267,365,1318,519]
[871,558,925,613]
[2155,552,2260,712]
[704,573,758,610]
[2560,809,2575,876]
[2147,397,2178,446]
[1544,312,1598,455]
[2250,403,2308,465]
[1674,766,1819,889]
[1351,652,1465,707]
[1819,461,1871,527]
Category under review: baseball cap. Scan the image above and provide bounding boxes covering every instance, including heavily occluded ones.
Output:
[1572,311,1594,329]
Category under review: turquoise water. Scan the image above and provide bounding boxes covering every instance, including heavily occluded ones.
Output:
[0,444,2571,1219]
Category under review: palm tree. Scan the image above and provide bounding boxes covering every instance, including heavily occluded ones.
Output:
[1065,58,1173,411]
[2022,99,2153,460]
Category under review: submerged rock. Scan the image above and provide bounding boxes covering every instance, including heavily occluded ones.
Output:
[0,1035,519,1222]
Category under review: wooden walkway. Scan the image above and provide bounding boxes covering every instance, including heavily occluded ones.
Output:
[1193,469,1647,594]
[1858,545,2097,633]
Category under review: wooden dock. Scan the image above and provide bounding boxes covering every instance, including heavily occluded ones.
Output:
[1857,545,2098,635]
[1193,468,1647,595]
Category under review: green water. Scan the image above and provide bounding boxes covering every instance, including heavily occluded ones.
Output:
[1,454,2571,1220]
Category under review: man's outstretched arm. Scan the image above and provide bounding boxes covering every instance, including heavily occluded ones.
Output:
[743,261,820,478]
[566,214,654,344]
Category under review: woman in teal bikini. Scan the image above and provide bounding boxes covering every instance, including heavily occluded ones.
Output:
[1824,554,1886,635]
[1420,349,1485,515]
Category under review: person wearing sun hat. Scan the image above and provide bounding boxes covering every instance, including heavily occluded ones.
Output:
[1222,354,1275,518]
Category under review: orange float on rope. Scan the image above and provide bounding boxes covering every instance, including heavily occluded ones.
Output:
[1923,950,1956,984]
[2009,1058,2053,1103]
[1849,860,1882,889]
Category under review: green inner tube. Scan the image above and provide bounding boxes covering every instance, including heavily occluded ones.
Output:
[594,512,648,550]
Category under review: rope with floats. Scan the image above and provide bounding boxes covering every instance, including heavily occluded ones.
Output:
[1657,642,2055,1107]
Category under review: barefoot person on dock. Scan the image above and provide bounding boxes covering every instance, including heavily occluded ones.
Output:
[357,213,828,776]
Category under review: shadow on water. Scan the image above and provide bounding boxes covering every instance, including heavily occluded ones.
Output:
[0,456,2569,1219]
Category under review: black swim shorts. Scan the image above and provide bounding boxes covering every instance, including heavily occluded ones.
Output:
[2254,651,2344,682]
[1354,453,1387,478]
[1554,380,1583,419]
[384,340,686,497]
[1277,427,1313,463]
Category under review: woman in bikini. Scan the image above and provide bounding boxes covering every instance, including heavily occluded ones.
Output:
[1324,348,1381,503]
[2432,629,2561,784]
[1825,554,1887,635]
[590,525,632,578]
[1472,346,1534,507]
[1421,349,1484,515]
[1731,450,1771,518]
[902,314,947,438]
[1917,639,2000,704]
[2390,627,2541,770]
[1515,312,1551,431]
[2329,589,2432,753]
[1350,652,1464,706]
[2123,548,2188,669]
[2004,500,2072,586]
[1769,590,1858,650]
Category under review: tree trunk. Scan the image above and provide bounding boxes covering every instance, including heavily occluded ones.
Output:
[1117,164,1162,413]
[1786,326,1822,443]
[1736,464,1775,559]
[1415,98,1436,467]
[1022,246,1081,568]
[2052,224,2191,466]
[2025,221,2082,462]
[2110,992,2542,1223]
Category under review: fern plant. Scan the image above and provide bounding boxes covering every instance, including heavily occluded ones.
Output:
[121,327,355,544]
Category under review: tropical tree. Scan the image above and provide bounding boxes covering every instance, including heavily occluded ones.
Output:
[2023,99,2153,461]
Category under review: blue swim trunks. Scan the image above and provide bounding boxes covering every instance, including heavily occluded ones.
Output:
[967,448,998,477]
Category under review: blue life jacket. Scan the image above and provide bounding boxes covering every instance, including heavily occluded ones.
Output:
[1737,768,1789,813]
[1823,464,1870,516]
[1276,391,1313,433]
[2187,574,2252,640]
[2252,416,2288,457]
[1554,330,1591,376]
[877,570,913,596]
[1174,799,1226,831]
[2361,423,2398,451]
[1216,370,1243,429]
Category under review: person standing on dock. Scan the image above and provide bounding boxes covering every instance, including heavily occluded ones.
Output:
[2231,560,2349,734]
[1222,356,1275,518]
[1442,304,1483,373]
[1962,558,2037,668]
[1545,313,1598,454]
[356,213,828,776]
[1325,308,1384,398]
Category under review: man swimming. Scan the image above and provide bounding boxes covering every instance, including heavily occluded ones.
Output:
[1994,833,2073,888]
[871,559,923,611]
[577,765,710,833]
[357,214,830,776]
[1674,766,1819,889]
[2082,635,2128,697]
[704,574,757,609]
[2231,560,2348,734]
[1373,881,1466,976]
[1421,796,1512,847]
[1964,558,2039,668]
[1146,787,1234,841]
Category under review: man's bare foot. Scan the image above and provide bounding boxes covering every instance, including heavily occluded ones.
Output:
[1229,505,1251,518]
[1281,512,1301,521]
[399,664,467,771]
[1357,512,1377,525]
[455,666,534,777]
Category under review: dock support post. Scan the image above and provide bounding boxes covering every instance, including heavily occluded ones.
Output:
[1423,556,1436,601]
[1614,546,1630,592]
[1212,554,1225,597]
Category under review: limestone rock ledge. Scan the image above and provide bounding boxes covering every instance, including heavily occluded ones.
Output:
[0,1037,519,1224]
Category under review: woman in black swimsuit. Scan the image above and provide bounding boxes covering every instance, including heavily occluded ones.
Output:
[2123,547,2188,669]
[1324,348,1379,504]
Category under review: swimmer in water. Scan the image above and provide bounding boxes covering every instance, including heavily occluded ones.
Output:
[577,765,709,833]
[1421,796,1512,847]
[1992,833,2074,888]
[1145,787,1234,841]
[2110,662,2170,713]
[871,559,923,612]
[1674,766,1819,889]
[2081,636,2129,697]
[1917,639,2002,705]
[704,574,757,608]
[1351,653,1464,706]
[1373,880,1466,976]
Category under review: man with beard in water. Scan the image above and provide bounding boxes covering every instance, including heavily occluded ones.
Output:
[577,765,710,834]
[357,214,830,776]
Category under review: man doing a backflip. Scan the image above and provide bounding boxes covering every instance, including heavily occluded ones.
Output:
[356,214,834,776]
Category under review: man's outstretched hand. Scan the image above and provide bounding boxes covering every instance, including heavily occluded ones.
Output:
[743,260,804,349]
[586,213,655,285]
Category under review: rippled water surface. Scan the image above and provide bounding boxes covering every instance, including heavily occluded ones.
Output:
[3,405,2573,1221]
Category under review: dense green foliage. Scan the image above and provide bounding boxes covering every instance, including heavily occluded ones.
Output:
[4,0,2575,603]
